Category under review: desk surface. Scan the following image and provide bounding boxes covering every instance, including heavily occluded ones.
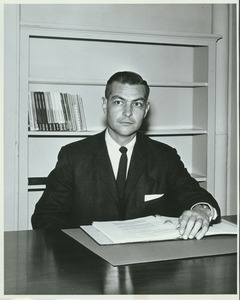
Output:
[4,216,237,295]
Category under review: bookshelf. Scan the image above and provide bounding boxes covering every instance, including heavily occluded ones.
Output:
[19,24,221,229]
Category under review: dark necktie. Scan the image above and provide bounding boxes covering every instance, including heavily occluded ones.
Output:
[116,146,128,202]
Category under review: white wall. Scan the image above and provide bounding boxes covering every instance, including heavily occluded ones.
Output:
[4,5,20,231]
[4,3,237,230]
[227,4,238,214]
[20,4,213,34]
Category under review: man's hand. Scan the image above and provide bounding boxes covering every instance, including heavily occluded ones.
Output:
[178,205,212,240]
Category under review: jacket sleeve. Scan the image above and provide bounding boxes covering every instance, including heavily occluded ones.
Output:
[165,147,221,223]
[31,146,74,229]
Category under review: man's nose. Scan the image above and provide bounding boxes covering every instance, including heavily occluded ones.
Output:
[123,104,132,117]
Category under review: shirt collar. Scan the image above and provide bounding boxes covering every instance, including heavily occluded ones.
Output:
[105,129,136,152]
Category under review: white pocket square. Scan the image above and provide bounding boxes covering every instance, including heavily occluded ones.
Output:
[144,194,164,202]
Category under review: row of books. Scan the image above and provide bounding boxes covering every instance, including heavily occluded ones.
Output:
[28,91,87,131]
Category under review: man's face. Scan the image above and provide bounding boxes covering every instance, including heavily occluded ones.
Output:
[102,82,150,144]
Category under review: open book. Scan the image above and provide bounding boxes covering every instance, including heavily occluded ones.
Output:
[81,215,237,245]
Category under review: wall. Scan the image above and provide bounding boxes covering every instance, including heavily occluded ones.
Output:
[4,5,20,231]
[20,4,212,33]
[4,3,237,230]
[227,4,238,214]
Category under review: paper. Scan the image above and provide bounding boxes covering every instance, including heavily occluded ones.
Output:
[91,215,179,243]
[83,215,237,245]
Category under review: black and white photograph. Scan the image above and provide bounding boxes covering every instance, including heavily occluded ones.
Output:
[2,1,238,299]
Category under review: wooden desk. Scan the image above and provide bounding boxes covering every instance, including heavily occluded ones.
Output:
[4,216,237,295]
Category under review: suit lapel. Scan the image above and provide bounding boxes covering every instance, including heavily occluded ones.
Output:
[124,134,147,203]
[93,133,119,204]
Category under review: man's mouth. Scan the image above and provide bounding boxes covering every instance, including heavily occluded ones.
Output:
[119,119,134,124]
[120,121,133,125]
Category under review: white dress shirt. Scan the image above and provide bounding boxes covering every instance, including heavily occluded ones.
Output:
[105,129,136,179]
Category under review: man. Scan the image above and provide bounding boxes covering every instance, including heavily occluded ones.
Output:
[32,71,221,239]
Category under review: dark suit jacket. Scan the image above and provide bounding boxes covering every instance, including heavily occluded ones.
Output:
[31,131,221,229]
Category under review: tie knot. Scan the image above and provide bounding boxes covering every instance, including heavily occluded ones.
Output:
[119,146,127,154]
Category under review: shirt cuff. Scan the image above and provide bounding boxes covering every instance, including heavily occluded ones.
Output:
[190,202,218,222]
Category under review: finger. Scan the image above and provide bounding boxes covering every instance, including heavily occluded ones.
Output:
[179,213,190,236]
[178,210,193,232]
[188,218,203,239]
[195,221,209,240]
[182,216,196,239]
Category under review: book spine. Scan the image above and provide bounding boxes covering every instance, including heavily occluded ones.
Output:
[28,92,35,131]
[28,177,47,185]
[44,92,53,131]
[56,92,65,131]
[77,95,87,131]
[60,93,68,131]
[67,94,77,131]
[63,93,72,131]
[40,92,49,131]
[34,92,43,131]
[72,94,81,131]
[37,92,46,131]
[31,92,39,131]
[49,92,55,130]
[51,92,60,131]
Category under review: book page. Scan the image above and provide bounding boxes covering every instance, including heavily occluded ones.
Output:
[92,215,180,243]
[207,219,237,236]
[90,215,237,244]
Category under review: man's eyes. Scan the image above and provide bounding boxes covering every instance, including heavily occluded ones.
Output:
[114,100,124,105]
[112,100,144,107]
[133,101,144,107]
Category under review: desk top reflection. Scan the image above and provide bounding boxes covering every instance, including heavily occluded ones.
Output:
[4,215,237,295]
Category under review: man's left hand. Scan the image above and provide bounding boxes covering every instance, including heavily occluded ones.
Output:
[178,206,212,240]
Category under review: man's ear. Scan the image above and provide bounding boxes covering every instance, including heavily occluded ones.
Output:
[144,101,150,118]
[102,97,107,114]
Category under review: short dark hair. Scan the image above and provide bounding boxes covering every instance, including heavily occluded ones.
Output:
[105,71,150,100]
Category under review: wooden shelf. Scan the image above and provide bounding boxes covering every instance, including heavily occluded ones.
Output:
[142,129,207,136]
[28,185,46,191]
[28,128,207,137]
[28,77,208,88]
[191,174,207,182]
[28,130,99,137]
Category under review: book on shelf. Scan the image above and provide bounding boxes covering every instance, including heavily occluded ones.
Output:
[28,91,87,132]
[28,177,47,185]
[81,215,237,245]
